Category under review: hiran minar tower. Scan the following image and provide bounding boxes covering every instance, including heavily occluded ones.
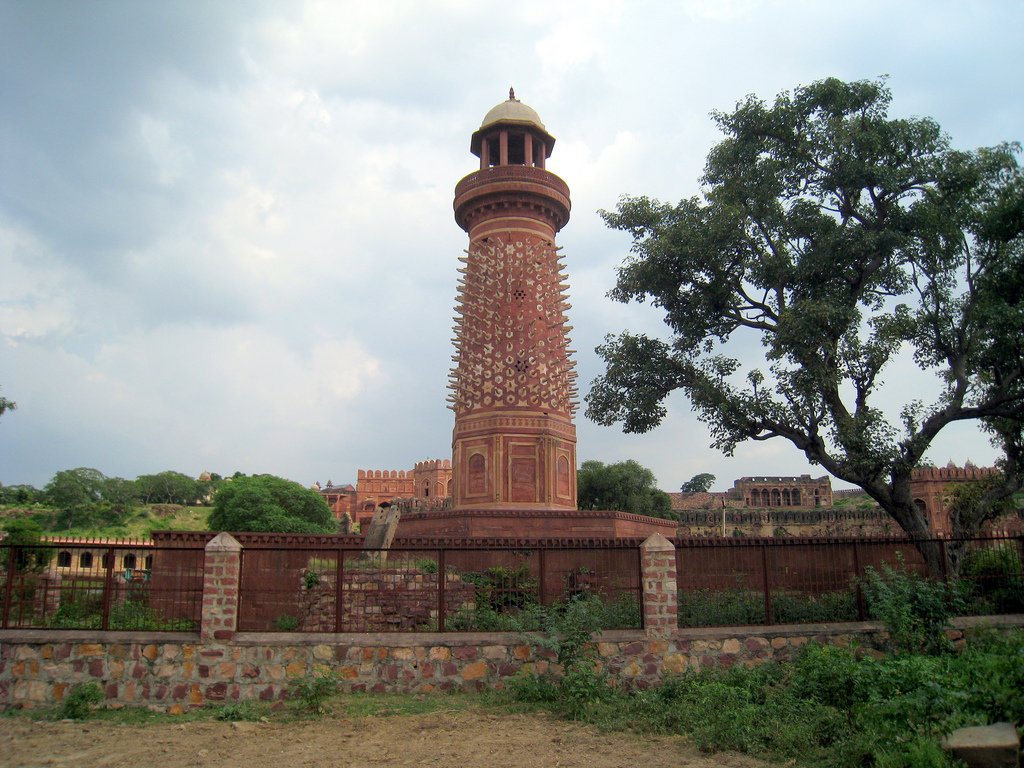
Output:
[449,90,578,511]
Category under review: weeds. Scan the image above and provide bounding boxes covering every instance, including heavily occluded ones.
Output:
[60,682,104,719]
[504,630,1024,767]
[287,670,336,715]
[862,558,964,655]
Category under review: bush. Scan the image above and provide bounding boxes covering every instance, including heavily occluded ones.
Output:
[61,682,104,719]
[288,670,336,715]
[862,559,964,655]
[209,475,335,534]
[959,545,1024,614]
[274,614,299,631]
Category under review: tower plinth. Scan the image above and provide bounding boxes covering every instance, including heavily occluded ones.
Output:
[448,92,578,511]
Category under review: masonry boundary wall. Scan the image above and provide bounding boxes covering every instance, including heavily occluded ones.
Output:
[2,531,1022,711]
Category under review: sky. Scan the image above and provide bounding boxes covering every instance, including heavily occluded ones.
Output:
[2,0,1022,494]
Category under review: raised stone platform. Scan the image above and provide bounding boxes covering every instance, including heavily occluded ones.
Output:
[394,507,678,540]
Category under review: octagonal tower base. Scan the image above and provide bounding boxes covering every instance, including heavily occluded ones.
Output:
[395,507,678,541]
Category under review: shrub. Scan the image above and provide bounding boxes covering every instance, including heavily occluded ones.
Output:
[214,701,262,721]
[61,682,104,719]
[274,614,300,631]
[288,670,336,715]
[414,557,438,574]
[862,558,964,655]
[959,545,1024,614]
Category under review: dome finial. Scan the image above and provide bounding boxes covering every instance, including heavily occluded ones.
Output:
[509,86,516,101]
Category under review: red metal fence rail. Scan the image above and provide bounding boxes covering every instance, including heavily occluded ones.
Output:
[236,542,643,633]
[673,534,1024,628]
[0,541,203,631]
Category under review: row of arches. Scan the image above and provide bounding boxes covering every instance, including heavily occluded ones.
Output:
[748,488,815,507]
[55,551,153,571]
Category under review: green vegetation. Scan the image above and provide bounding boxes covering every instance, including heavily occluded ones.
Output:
[678,588,859,628]
[446,564,641,633]
[0,517,53,571]
[507,629,1024,767]
[287,670,337,715]
[60,682,104,720]
[960,545,1024,614]
[0,386,15,421]
[576,459,674,519]
[586,76,1024,571]
[0,502,212,539]
[862,558,964,655]
[1,465,223,537]
[208,474,336,534]
[46,596,196,632]
[680,473,716,493]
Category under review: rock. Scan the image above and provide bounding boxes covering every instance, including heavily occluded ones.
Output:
[942,722,1020,768]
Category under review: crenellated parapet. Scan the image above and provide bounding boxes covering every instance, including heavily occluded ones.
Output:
[357,469,411,480]
[908,464,1001,536]
[910,464,1000,482]
[413,459,452,471]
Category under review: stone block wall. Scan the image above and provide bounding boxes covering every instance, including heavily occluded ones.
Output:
[3,532,1022,712]
[297,570,477,633]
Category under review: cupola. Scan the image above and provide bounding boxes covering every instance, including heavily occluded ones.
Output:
[470,88,556,170]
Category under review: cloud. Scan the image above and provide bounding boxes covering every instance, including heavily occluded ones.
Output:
[1,0,1019,493]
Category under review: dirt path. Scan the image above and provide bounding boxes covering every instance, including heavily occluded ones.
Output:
[2,710,772,768]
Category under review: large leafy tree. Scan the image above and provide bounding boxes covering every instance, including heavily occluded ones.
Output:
[577,459,674,519]
[209,474,336,534]
[587,78,1024,574]
[136,471,200,506]
[681,473,716,493]
[0,387,15,420]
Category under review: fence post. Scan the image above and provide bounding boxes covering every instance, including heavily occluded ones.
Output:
[201,533,242,643]
[2,546,16,628]
[852,541,866,621]
[640,533,677,639]
[761,544,773,626]
[437,548,447,632]
[100,546,116,631]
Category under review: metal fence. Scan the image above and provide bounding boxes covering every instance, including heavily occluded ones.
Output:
[236,541,643,633]
[674,534,1024,628]
[5,533,1020,635]
[0,541,204,631]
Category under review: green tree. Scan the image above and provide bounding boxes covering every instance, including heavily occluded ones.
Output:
[1,517,52,571]
[576,459,674,519]
[0,387,14,420]
[0,484,41,505]
[587,78,1024,575]
[102,477,138,517]
[136,471,200,505]
[208,474,337,533]
[681,473,716,493]
[45,468,109,528]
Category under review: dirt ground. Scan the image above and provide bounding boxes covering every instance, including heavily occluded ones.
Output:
[1,709,773,768]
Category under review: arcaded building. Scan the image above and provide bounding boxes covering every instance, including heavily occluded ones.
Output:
[732,475,833,508]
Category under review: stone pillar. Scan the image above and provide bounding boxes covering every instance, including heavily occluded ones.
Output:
[201,532,241,643]
[640,533,677,639]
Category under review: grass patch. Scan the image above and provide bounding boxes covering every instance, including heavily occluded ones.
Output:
[503,628,1024,767]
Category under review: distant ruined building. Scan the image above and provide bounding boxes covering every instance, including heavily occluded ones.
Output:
[669,464,1020,538]
[316,460,453,530]
[733,475,833,509]
[908,461,1004,536]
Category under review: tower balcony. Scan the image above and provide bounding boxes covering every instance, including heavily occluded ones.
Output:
[454,165,571,238]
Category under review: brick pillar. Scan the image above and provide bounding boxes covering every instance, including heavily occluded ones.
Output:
[201,532,241,642]
[640,533,677,639]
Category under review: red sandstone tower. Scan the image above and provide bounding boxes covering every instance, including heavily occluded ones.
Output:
[449,90,578,511]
